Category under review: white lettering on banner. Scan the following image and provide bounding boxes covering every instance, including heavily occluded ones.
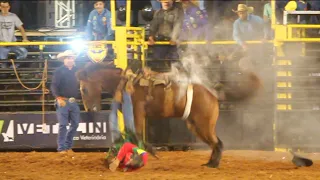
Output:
[2,120,14,142]
[17,123,34,135]
[52,123,59,134]
[78,123,86,133]
[79,135,107,140]
[89,122,93,133]
[1,120,109,143]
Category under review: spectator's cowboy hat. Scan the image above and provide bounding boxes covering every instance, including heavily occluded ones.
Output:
[248,6,254,14]
[232,4,248,13]
[57,50,77,61]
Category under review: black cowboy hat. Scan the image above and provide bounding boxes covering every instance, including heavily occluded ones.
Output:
[290,150,313,167]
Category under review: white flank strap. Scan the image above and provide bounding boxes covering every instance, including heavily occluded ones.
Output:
[181,84,193,120]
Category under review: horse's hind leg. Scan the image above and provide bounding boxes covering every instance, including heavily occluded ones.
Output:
[206,135,223,168]
[186,119,223,168]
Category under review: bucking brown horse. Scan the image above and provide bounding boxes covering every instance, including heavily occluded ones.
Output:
[75,61,262,168]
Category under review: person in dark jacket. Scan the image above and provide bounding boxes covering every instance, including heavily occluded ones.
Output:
[148,0,184,61]
[50,50,80,153]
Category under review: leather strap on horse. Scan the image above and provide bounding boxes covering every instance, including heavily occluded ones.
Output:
[181,84,193,120]
[10,59,49,131]
[146,79,154,101]
[114,69,137,102]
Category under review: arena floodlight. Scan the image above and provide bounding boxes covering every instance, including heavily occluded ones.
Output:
[70,38,86,53]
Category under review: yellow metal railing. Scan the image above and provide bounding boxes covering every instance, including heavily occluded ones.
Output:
[0,41,113,46]
[150,40,273,45]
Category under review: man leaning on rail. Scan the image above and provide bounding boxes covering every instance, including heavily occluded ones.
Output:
[148,0,184,61]
[50,50,80,154]
[0,0,28,68]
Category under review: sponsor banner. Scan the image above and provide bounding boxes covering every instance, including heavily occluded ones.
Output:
[0,112,113,150]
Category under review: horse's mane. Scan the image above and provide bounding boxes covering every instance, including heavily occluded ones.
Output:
[76,62,122,81]
[84,62,121,74]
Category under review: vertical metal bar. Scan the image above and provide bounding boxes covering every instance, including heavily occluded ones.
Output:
[111,0,116,29]
[288,26,292,39]
[114,27,128,138]
[126,0,131,27]
[67,0,70,27]
[39,45,44,60]
[133,31,138,60]
[72,0,75,27]
[141,28,146,68]
[55,1,58,27]
[283,11,288,25]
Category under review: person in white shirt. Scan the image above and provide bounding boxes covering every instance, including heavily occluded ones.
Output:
[0,1,29,68]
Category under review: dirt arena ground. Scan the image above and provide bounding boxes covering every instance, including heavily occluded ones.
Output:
[0,150,319,180]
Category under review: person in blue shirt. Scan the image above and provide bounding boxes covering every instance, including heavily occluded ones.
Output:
[233,4,267,67]
[50,50,80,153]
[232,4,265,51]
[86,1,114,59]
[86,1,114,41]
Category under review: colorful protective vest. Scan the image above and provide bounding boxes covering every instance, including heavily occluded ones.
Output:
[106,130,145,159]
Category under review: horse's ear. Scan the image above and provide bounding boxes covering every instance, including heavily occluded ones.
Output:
[76,69,88,81]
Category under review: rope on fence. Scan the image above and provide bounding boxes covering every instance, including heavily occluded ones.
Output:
[10,59,49,132]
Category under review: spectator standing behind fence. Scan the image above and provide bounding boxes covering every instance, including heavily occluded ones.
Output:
[232,4,267,68]
[51,50,80,154]
[285,0,309,24]
[263,1,274,39]
[148,0,184,61]
[180,0,208,41]
[0,1,28,68]
[232,4,265,51]
[86,0,114,59]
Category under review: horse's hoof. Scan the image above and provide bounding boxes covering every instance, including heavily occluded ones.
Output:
[201,162,219,168]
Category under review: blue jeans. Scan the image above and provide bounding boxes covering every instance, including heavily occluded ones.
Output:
[0,46,27,59]
[56,100,80,152]
[198,0,205,10]
[0,46,28,68]
[110,91,135,141]
[153,45,179,60]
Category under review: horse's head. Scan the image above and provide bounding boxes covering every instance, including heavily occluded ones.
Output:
[76,62,122,112]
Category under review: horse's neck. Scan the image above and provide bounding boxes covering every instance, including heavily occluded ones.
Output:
[100,69,122,92]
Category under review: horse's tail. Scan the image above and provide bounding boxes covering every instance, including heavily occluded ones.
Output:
[221,71,263,102]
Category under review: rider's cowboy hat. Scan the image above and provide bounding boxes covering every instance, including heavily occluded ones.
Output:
[233,4,248,13]
[57,50,77,60]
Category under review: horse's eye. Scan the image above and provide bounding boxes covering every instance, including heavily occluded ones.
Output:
[81,87,88,95]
